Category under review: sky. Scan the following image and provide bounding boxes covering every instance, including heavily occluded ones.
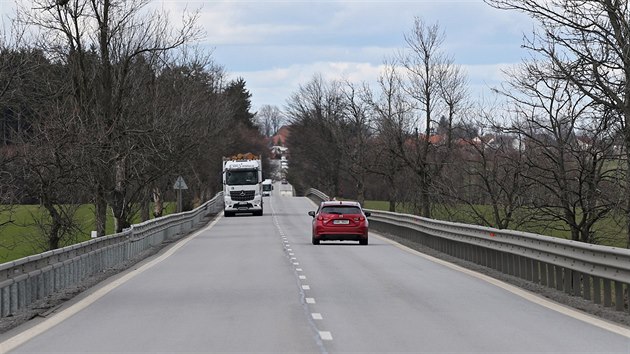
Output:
[0,0,535,112]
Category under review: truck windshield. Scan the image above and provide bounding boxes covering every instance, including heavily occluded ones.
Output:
[226,170,258,185]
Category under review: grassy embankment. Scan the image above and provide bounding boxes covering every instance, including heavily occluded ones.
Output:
[0,203,176,263]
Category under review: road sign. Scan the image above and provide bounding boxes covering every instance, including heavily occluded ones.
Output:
[173,176,188,190]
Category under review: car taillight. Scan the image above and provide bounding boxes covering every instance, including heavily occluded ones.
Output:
[356,217,365,221]
[317,216,324,221]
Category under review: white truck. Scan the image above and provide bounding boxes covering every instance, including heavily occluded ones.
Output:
[222,153,263,217]
[262,179,273,196]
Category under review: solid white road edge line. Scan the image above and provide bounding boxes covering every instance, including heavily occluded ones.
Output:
[373,232,630,338]
[0,215,224,353]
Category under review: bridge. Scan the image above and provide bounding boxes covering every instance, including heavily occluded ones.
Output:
[0,183,629,353]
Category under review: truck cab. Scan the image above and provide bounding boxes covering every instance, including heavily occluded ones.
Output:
[222,154,263,217]
[262,179,273,196]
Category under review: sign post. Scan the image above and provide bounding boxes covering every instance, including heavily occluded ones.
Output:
[173,176,188,212]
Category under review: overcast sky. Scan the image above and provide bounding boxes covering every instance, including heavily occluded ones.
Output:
[164,0,535,112]
[1,0,535,112]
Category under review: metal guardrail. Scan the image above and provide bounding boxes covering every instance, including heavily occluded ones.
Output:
[305,188,630,313]
[0,192,224,318]
[304,188,329,204]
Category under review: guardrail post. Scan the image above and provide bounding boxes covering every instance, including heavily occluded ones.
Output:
[563,269,572,295]
[24,278,32,308]
[540,263,548,286]
[18,278,26,310]
[532,260,540,284]
[583,275,591,301]
[37,272,44,300]
[1,283,10,317]
[10,282,18,315]
[572,271,582,297]
[593,276,601,304]
[603,279,612,307]
[615,282,624,311]
[555,267,564,291]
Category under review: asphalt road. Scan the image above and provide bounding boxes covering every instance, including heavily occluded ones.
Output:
[2,184,630,353]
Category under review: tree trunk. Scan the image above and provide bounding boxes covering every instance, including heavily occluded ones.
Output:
[626,147,630,248]
[153,186,164,218]
[419,169,431,218]
[113,157,130,233]
[625,112,630,248]
[357,178,365,206]
[386,174,397,212]
[141,193,150,222]
[95,187,107,237]
[42,201,61,250]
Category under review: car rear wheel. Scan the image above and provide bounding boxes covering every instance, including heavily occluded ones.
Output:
[312,236,320,245]
[224,210,233,217]
[359,238,368,245]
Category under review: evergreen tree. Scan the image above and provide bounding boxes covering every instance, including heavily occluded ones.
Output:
[224,77,257,130]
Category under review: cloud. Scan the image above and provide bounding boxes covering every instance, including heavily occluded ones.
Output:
[234,60,520,111]
[232,61,383,110]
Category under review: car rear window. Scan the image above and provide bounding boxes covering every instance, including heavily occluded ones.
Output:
[320,206,362,215]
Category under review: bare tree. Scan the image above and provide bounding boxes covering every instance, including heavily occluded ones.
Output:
[438,60,469,150]
[0,22,32,238]
[9,52,87,251]
[20,0,202,233]
[18,112,84,251]
[438,101,531,230]
[257,105,284,138]
[286,74,345,197]
[484,0,630,244]
[497,61,618,243]
[367,59,413,211]
[335,80,375,205]
[396,17,465,217]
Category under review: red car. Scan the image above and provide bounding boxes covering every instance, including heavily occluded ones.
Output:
[308,201,371,245]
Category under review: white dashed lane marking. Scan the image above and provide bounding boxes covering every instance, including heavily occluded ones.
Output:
[270,197,333,346]
[319,331,333,341]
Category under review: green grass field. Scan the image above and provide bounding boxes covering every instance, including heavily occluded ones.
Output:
[0,203,176,263]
